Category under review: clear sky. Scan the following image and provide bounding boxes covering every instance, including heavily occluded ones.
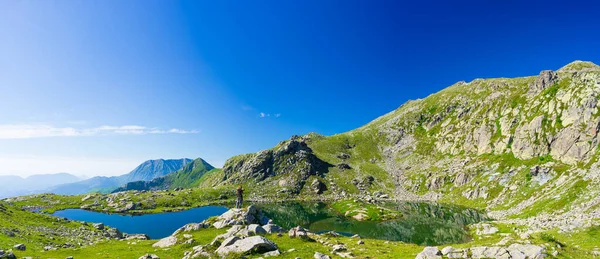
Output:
[1,0,599,177]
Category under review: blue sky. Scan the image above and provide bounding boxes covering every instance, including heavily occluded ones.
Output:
[1,0,599,176]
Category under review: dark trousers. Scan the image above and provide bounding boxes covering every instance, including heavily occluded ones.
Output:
[236,197,243,209]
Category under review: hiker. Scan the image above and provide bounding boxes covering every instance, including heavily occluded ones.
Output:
[236,185,244,209]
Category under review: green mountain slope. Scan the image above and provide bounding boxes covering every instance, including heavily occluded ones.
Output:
[112,158,215,192]
[204,61,600,223]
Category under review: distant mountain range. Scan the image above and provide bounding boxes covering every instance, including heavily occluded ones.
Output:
[0,173,82,198]
[46,158,193,195]
[112,158,215,192]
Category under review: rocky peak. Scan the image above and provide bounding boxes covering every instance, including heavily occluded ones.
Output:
[558,60,600,72]
[220,136,332,193]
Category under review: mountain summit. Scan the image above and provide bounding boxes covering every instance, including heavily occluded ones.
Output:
[47,158,192,195]
[112,158,215,192]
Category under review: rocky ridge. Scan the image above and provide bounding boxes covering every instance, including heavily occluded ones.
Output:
[200,61,600,234]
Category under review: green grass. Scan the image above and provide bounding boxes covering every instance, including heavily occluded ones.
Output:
[516,180,590,218]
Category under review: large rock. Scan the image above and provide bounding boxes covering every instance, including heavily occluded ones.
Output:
[530,70,557,93]
[152,236,177,248]
[311,179,326,194]
[246,224,267,235]
[416,246,442,259]
[138,254,159,259]
[507,244,546,258]
[314,252,332,259]
[0,250,16,259]
[216,236,278,255]
[288,226,310,238]
[93,223,104,230]
[104,228,123,239]
[263,224,286,234]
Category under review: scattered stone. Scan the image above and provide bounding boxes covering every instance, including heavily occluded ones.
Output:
[314,252,332,259]
[13,244,25,251]
[263,250,281,257]
[357,240,364,245]
[138,254,159,259]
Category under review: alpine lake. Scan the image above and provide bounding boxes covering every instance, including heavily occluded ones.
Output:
[52,201,486,246]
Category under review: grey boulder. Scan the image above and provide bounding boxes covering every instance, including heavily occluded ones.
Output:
[416,246,442,259]
[216,236,277,255]
[314,252,332,259]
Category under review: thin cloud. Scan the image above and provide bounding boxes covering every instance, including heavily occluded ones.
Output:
[0,124,199,139]
[259,112,281,118]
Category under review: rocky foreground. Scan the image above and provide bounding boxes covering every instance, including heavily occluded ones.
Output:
[142,205,550,259]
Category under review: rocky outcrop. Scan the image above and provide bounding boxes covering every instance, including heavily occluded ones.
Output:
[530,70,557,94]
[311,179,326,194]
[212,205,269,229]
[220,136,332,193]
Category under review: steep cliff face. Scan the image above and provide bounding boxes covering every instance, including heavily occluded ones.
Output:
[211,61,600,222]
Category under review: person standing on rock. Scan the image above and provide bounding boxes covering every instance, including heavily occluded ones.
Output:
[236,185,244,209]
